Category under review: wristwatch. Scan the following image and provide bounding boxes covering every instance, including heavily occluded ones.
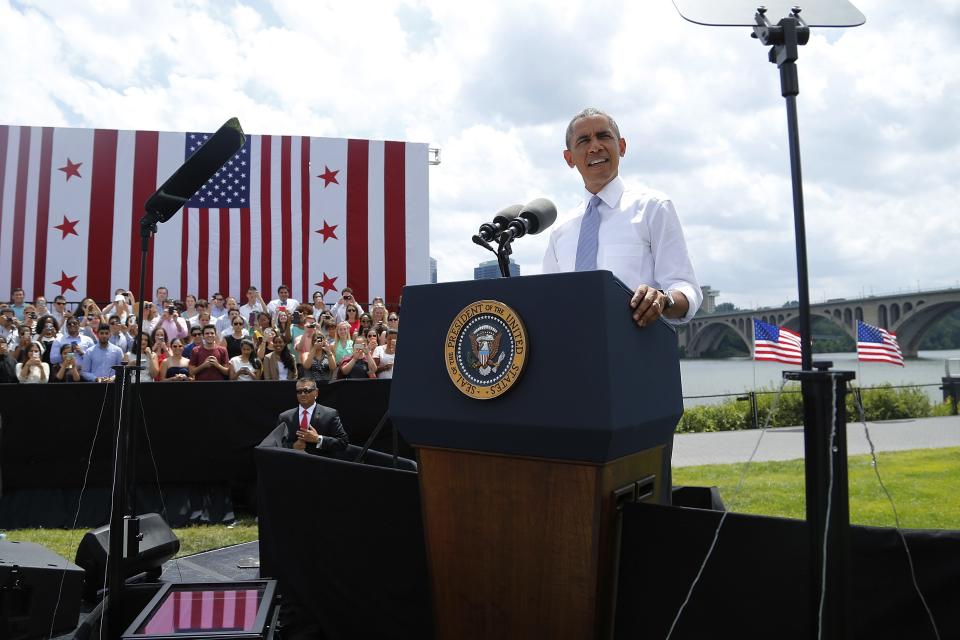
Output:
[658,289,675,309]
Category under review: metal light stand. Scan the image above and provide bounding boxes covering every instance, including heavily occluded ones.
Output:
[103,217,157,639]
[753,8,854,637]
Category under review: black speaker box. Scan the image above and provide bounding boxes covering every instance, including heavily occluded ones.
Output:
[74,513,180,601]
[0,540,83,639]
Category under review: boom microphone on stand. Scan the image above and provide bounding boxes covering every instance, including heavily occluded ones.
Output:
[143,117,245,227]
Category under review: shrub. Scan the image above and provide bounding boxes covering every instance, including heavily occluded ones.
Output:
[679,384,941,432]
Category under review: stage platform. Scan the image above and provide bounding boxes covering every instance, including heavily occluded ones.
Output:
[54,541,262,639]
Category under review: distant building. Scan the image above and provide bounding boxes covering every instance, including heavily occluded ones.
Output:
[429,257,438,284]
[474,258,519,280]
[700,285,718,314]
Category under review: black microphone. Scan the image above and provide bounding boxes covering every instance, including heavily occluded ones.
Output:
[143,117,245,225]
[476,204,522,243]
[497,198,558,243]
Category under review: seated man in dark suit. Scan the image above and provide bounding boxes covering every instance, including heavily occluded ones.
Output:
[268,379,350,454]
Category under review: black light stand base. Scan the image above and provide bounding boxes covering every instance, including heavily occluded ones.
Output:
[784,363,856,639]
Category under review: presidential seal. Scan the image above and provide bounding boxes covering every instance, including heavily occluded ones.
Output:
[445,300,528,400]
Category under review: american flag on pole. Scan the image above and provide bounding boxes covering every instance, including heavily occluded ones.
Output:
[0,124,429,307]
[857,319,904,366]
[753,318,802,365]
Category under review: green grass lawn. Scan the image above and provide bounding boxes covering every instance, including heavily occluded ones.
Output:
[674,447,960,530]
[4,447,958,561]
[2,517,259,563]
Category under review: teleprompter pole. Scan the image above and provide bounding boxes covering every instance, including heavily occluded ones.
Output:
[753,9,854,638]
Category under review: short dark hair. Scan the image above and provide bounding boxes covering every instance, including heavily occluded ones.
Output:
[97,323,110,333]
[278,284,290,292]
[565,107,621,150]
[202,323,218,334]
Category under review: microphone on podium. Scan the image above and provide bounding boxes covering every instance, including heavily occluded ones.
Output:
[496,198,557,243]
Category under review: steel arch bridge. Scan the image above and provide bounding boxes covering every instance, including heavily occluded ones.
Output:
[680,287,960,358]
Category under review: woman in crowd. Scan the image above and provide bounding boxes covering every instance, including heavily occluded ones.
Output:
[51,343,82,383]
[262,334,298,381]
[35,315,60,364]
[358,313,374,340]
[275,310,294,350]
[310,291,327,319]
[370,303,388,328]
[11,326,36,362]
[181,294,199,324]
[338,339,378,379]
[16,342,49,383]
[190,299,210,327]
[363,329,379,353]
[159,337,191,381]
[373,329,397,379]
[229,338,262,381]
[302,332,337,383]
[294,317,319,359]
[290,304,312,346]
[140,301,161,333]
[127,332,158,382]
[344,303,361,335]
[221,315,248,359]
[150,325,170,373]
[101,289,132,324]
[332,321,354,364]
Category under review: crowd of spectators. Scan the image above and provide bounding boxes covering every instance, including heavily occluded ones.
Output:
[0,284,400,385]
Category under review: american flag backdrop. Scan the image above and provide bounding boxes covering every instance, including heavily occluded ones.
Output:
[0,124,429,307]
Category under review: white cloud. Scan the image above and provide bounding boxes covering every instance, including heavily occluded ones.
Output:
[2,0,958,307]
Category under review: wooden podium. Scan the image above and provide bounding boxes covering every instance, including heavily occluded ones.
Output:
[390,272,683,639]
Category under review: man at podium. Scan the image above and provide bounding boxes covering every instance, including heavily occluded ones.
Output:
[542,107,702,327]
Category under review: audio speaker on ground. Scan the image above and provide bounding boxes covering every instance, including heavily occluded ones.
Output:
[0,540,83,639]
[74,512,180,602]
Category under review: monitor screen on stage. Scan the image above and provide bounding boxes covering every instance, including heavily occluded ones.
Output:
[123,580,276,639]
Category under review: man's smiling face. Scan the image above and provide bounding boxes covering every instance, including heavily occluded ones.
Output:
[563,114,626,194]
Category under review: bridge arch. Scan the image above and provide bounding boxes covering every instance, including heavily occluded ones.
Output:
[685,319,751,357]
[892,300,960,357]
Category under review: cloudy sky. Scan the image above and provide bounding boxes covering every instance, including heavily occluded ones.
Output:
[2,0,958,309]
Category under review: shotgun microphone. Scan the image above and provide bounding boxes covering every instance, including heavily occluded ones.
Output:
[143,117,245,225]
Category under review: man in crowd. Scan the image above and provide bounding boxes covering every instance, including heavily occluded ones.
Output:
[330,287,364,323]
[209,293,228,319]
[9,288,26,321]
[0,339,17,383]
[182,326,203,358]
[542,107,701,503]
[267,284,299,318]
[542,107,701,327]
[51,316,96,367]
[188,324,230,380]
[50,295,68,326]
[273,379,349,454]
[108,315,132,353]
[215,297,242,335]
[81,323,125,382]
[239,286,267,325]
[0,307,15,343]
[153,286,169,310]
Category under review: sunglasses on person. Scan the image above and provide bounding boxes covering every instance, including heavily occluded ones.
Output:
[233,322,244,326]
[296,387,317,395]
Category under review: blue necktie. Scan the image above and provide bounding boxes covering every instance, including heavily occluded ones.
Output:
[574,195,602,272]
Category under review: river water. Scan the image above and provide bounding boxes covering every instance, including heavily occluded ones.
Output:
[679,349,960,407]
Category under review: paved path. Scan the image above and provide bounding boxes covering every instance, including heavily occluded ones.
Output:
[673,415,960,467]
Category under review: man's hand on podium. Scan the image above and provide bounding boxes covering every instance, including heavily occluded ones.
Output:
[630,284,666,328]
